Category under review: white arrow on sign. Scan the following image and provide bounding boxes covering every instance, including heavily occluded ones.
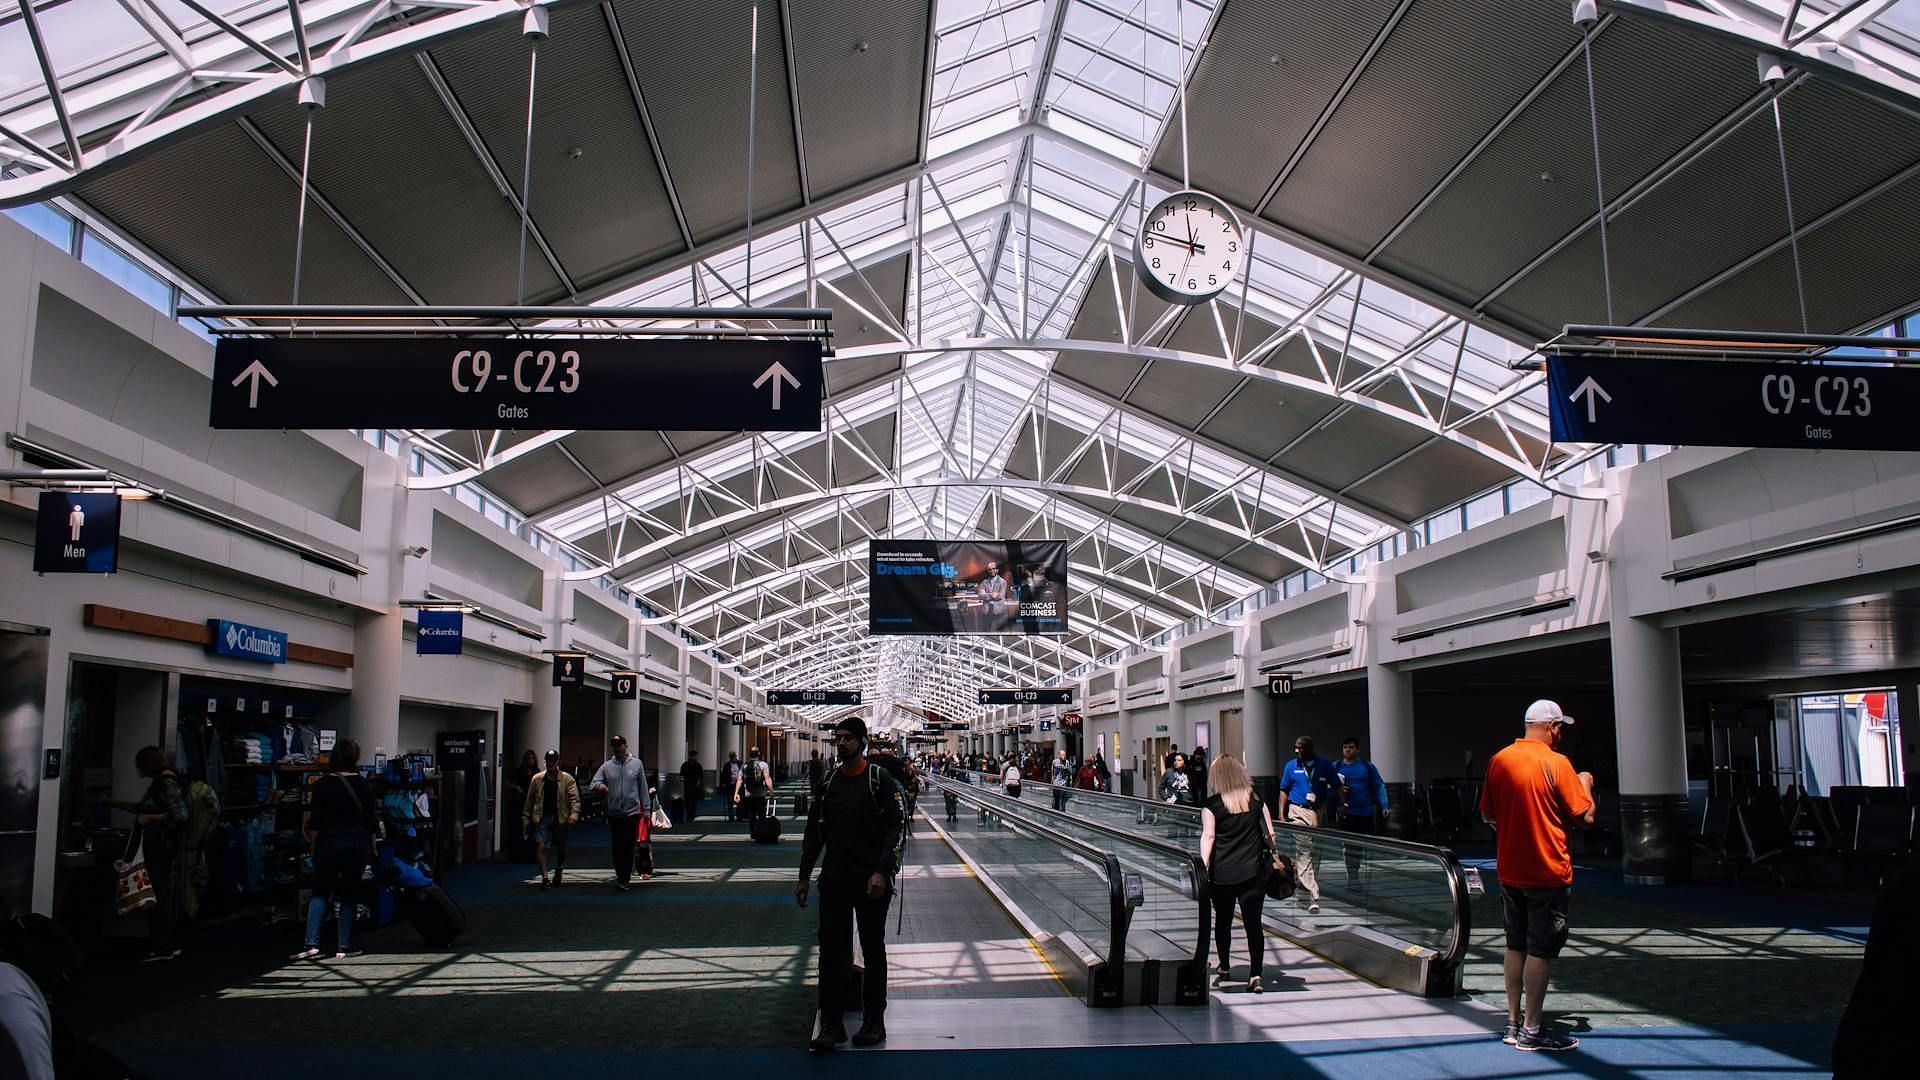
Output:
[231,359,279,408]
[1569,375,1612,423]
[752,360,800,410]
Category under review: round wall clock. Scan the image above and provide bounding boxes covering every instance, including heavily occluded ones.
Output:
[1133,189,1245,305]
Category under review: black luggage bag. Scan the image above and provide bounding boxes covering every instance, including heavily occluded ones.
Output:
[408,884,466,947]
[750,816,783,843]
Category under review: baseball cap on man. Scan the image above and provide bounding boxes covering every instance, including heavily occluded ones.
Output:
[1524,699,1574,725]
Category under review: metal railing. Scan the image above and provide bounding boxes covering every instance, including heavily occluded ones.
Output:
[928,773,1210,1005]
[945,767,1471,996]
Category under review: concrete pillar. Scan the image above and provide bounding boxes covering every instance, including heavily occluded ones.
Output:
[1610,608,1691,884]
[1366,660,1416,838]
[694,707,718,790]
[350,611,403,760]
[1116,699,1136,797]
[1240,645,1278,808]
[1896,683,1917,789]
[660,698,688,804]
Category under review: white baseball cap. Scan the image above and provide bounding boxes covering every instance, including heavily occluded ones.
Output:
[1524,699,1574,725]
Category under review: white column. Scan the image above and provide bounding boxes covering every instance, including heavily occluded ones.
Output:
[529,678,563,766]
[351,611,403,759]
[1366,660,1415,836]
[660,697,688,804]
[1609,607,1691,884]
[1240,641,1278,801]
[694,707,718,788]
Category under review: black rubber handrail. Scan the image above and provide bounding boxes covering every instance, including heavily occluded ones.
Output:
[929,777,1131,977]
[932,774,1210,981]
[948,768,1471,981]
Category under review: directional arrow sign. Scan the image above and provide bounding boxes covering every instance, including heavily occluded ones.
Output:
[1547,351,1920,450]
[753,361,801,410]
[978,688,1074,706]
[231,359,279,408]
[210,337,823,431]
[767,688,861,706]
[1568,375,1611,422]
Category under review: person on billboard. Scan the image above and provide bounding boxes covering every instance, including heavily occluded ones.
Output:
[978,561,1009,605]
[1016,563,1061,633]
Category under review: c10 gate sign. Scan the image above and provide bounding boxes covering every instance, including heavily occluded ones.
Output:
[1546,352,1920,450]
[210,337,823,431]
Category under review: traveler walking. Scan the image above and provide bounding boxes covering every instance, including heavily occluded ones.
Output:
[1000,758,1022,798]
[796,716,906,1052]
[736,746,773,823]
[523,751,579,889]
[111,746,188,962]
[1199,755,1276,993]
[1158,753,1196,806]
[1479,700,1595,1052]
[293,739,375,959]
[723,752,744,821]
[679,750,704,823]
[1333,736,1389,884]
[591,735,656,891]
[1050,750,1074,811]
[1277,736,1336,913]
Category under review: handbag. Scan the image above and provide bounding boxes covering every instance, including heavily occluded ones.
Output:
[115,831,158,916]
[1263,837,1297,902]
[649,805,672,831]
[634,812,651,844]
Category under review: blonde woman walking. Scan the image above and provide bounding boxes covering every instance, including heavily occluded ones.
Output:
[1199,754,1277,993]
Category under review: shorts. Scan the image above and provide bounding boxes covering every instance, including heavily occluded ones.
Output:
[1501,884,1571,958]
[528,814,566,847]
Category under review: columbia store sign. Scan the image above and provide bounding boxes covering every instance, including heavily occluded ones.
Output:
[207,619,289,664]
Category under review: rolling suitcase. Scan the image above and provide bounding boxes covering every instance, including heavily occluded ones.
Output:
[407,884,466,947]
[750,816,782,843]
[792,793,810,819]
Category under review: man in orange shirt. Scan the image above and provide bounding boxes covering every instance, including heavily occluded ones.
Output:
[1479,699,1595,1053]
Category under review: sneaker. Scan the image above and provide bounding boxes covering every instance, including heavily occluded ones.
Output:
[1516,1027,1579,1052]
[1248,975,1263,994]
[142,948,182,963]
[809,1020,848,1053]
[333,948,364,959]
[552,868,563,887]
[539,877,552,891]
[1502,1023,1520,1045]
[1307,901,1321,914]
[616,882,631,892]
[850,1021,886,1048]
[290,946,324,961]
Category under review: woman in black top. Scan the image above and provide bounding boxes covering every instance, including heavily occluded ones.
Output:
[1200,754,1277,993]
[1159,753,1196,806]
[294,738,376,960]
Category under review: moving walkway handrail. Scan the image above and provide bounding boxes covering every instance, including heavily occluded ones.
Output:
[948,767,1472,978]
[929,776,1130,976]
[931,774,1210,980]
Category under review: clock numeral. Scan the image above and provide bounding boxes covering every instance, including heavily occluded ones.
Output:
[1209,274,1218,286]
[1228,241,1238,252]
[1152,219,1167,232]
[1183,198,1196,210]
[1152,258,1161,269]
[1187,278,1197,289]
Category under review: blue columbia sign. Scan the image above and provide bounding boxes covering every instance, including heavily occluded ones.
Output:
[417,610,463,655]
[208,619,289,664]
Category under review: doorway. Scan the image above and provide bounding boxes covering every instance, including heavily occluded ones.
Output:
[1146,735,1170,789]
[1217,707,1243,761]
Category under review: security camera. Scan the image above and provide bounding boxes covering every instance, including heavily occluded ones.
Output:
[402,545,429,558]
[1586,549,1608,564]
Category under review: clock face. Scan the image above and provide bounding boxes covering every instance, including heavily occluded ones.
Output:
[1133,190,1245,305]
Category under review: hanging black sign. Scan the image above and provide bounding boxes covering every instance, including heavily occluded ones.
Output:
[767,689,861,706]
[978,687,1074,705]
[210,337,823,432]
[609,672,638,700]
[33,491,120,574]
[552,653,586,687]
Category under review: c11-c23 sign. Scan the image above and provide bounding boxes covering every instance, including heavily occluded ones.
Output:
[868,540,1068,636]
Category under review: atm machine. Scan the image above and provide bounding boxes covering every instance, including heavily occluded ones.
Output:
[435,730,493,863]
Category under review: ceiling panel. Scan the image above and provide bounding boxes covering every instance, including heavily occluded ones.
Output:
[1343,438,1510,525]
[616,0,805,244]
[790,0,929,198]
[250,54,565,304]
[429,3,685,288]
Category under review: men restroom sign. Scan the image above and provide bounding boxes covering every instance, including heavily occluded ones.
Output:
[34,491,120,573]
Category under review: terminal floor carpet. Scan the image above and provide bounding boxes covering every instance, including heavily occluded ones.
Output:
[72,798,1859,1079]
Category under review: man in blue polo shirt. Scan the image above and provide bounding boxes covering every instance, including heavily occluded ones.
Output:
[1333,736,1389,886]
[1277,736,1336,913]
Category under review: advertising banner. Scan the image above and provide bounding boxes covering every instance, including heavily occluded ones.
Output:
[868,540,1069,635]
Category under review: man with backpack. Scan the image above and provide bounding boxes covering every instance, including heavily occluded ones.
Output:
[1333,736,1390,885]
[723,752,744,821]
[795,716,905,1053]
[735,746,773,824]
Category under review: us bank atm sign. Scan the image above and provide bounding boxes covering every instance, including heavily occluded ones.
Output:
[208,619,289,664]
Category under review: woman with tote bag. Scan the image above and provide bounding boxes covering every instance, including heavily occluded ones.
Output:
[108,746,188,962]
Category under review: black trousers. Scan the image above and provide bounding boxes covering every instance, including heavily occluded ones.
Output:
[1341,811,1381,880]
[1206,878,1266,977]
[817,876,891,1022]
[141,828,179,953]
[607,813,638,885]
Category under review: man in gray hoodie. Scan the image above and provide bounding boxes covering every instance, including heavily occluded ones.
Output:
[591,735,655,891]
